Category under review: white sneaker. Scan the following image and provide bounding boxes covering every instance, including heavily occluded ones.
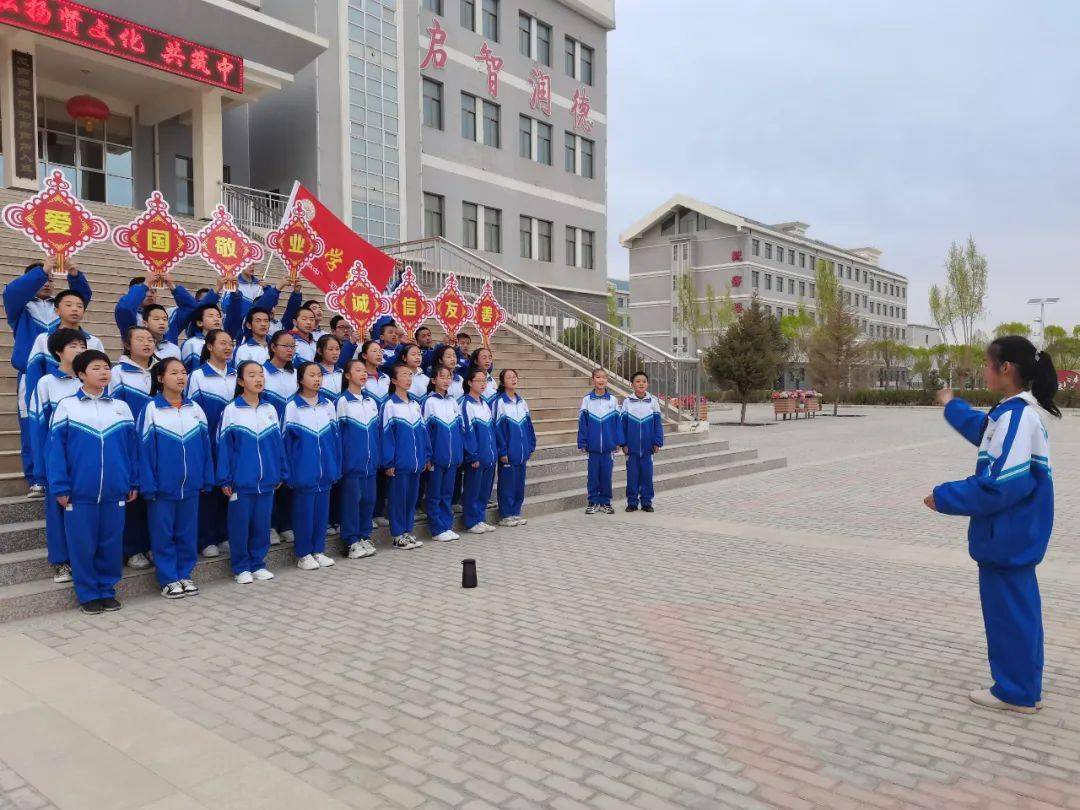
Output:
[347,542,365,559]
[326,525,340,538]
[498,517,517,527]
[280,530,295,543]
[361,539,377,556]
[127,553,152,570]
[968,688,1037,714]
[180,579,199,595]
[432,530,456,542]
[202,544,220,558]
[234,571,253,584]
[27,484,45,499]
[374,516,390,527]
[467,524,487,535]
[219,541,230,554]
[514,516,527,526]
[296,555,320,570]
[447,531,460,541]
[481,522,497,533]
[314,553,335,567]
[393,534,420,550]
[269,528,281,545]
[161,582,185,599]
[252,568,275,581]
[53,563,72,583]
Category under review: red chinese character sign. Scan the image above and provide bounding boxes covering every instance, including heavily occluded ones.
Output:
[571,87,593,132]
[475,42,503,98]
[2,170,109,275]
[420,18,447,69]
[266,206,325,283]
[471,280,506,347]
[111,192,199,287]
[528,68,551,116]
[432,274,474,339]
[196,205,265,290]
[387,266,435,336]
[324,260,391,338]
[0,0,243,93]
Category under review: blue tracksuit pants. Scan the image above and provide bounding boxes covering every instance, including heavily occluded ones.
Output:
[463,463,495,528]
[44,490,68,565]
[426,465,457,535]
[979,565,1044,708]
[497,462,527,518]
[291,489,330,558]
[122,496,149,559]
[272,487,291,533]
[147,495,199,587]
[227,491,273,574]
[64,500,125,604]
[198,490,228,550]
[387,472,420,537]
[18,411,32,482]
[587,451,613,506]
[625,453,655,507]
[340,473,376,542]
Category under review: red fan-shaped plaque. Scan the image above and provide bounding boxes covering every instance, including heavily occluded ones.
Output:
[388,265,435,336]
[471,280,506,346]
[324,260,391,337]
[197,204,265,288]
[266,206,325,281]
[112,191,199,283]
[432,273,474,339]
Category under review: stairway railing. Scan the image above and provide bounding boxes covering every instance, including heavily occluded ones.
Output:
[219,182,290,234]
[382,237,702,423]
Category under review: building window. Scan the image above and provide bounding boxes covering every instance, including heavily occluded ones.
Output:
[463,202,478,249]
[538,218,552,261]
[520,215,533,259]
[518,12,551,65]
[581,43,594,85]
[809,283,815,298]
[566,226,576,266]
[565,226,595,268]
[788,278,794,294]
[462,93,477,141]
[799,281,806,297]
[564,36,594,84]
[461,203,500,252]
[423,192,444,237]
[175,156,194,216]
[863,270,868,283]
[483,206,501,252]
[582,229,594,269]
[661,214,676,236]
[520,115,552,165]
[462,93,499,146]
[537,121,552,165]
[423,78,443,129]
[752,239,760,256]
[764,243,772,260]
[764,273,772,291]
[565,36,576,77]
[519,115,532,159]
[776,275,783,292]
[788,249,795,265]
[424,0,443,13]
[461,0,475,30]
[799,252,805,268]
[752,270,760,288]
[482,99,500,147]
[518,215,552,261]
[580,137,594,178]
[38,97,134,207]
[563,133,595,178]
[482,0,499,40]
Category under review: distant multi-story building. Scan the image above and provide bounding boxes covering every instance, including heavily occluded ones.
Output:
[619,195,910,356]
[907,323,944,350]
[607,276,628,329]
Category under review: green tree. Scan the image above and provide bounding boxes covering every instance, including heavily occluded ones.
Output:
[778,305,814,386]
[807,261,866,415]
[929,237,988,386]
[674,275,734,349]
[1043,324,1067,342]
[701,297,785,425]
[909,347,942,391]
[993,321,1032,339]
[1045,336,1080,372]
[1072,325,1080,339]
[869,339,911,389]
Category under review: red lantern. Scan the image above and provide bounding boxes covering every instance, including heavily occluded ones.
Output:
[66,95,110,135]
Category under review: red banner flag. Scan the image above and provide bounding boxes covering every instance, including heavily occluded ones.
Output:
[280,183,395,294]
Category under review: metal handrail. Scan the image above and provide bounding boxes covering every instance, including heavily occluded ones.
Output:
[219,182,290,233]
[382,237,702,423]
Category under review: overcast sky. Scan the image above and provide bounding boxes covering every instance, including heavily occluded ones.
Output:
[605,0,1080,332]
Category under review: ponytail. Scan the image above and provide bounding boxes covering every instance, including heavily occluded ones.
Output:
[987,336,1061,418]
[150,357,185,397]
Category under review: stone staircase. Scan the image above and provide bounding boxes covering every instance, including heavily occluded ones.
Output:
[0,187,785,620]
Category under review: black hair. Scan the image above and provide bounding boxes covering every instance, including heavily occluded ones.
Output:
[631,370,649,383]
[496,368,518,395]
[294,360,321,394]
[195,287,211,299]
[464,366,487,392]
[341,358,365,385]
[269,329,295,370]
[466,347,493,383]
[244,306,272,328]
[73,349,110,378]
[414,326,431,340]
[150,357,186,397]
[233,360,264,398]
[359,339,381,368]
[142,303,167,321]
[122,325,154,354]
[434,343,458,370]
[47,327,86,360]
[199,329,230,364]
[457,332,472,343]
[427,364,453,394]
[192,302,221,328]
[389,362,412,384]
[330,315,345,330]
[988,336,1061,418]
[24,261,43,274]
[301,300,320,311]
[591,367,607,380]
[315,334,342,364]
[378,320,397,338]
[398,342,422,366]
[53,289,86,309]
[129,277,145,287]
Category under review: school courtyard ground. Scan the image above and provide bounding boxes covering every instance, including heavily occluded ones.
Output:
[1,405,1079,810]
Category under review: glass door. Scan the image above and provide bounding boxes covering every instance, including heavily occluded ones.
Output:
[37,96,134,206]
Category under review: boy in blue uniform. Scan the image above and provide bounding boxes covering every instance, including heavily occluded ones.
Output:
[620,371,664,513]
[45,350,139,614]
[577,368,624,515]
[927,336,1058,714]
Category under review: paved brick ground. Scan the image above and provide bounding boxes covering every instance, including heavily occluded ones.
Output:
[3,405,1080,809]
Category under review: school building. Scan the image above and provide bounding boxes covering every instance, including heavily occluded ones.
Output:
[620,195,911,357]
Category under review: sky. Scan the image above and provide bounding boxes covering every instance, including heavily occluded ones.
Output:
[605,0,1080,332]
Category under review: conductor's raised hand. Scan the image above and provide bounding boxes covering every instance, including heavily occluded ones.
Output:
[935,388,953,407]
[923,493,937,511]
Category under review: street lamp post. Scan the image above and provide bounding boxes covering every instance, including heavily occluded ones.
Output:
[1027,297,1060,348]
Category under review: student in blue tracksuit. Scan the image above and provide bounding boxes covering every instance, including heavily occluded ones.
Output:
[381,364,431,549]
[493,369,536,527]
[186,329,237,558]
[283,362,342,570]
[376,321,404,375]
[27,328,85,583]
[467,346,498,406]
[424,366,465,543]
[234,306,274,366]
[620,371,665,513]
[337,359,381,559]
[359,340,392,527]
[455,333,472,375]
[401,343,431,512]
[289,306,318,364]
[139,358,214,598]
[329,316,357,370]
[415,326,436,372]
[578,368,624,515]
[432,344,465,402]
[315,335,344,402]
[927,336,1058,715]
[114,277,198,360]
[108,326,156,570]
[4,257,91,493]
[46,350,139,614]
[461,368,498,535]
[262,330,298,545]
[218,361,288,584]
[181,302,229,372]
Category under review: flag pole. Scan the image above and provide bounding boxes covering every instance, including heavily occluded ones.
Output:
[262,180,300,281]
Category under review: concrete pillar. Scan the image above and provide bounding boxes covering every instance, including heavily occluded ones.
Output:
[0,32,39,192]
[191,88,223,220]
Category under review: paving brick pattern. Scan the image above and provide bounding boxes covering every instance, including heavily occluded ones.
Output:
[4,406,1080,808]
[0,762,55,810]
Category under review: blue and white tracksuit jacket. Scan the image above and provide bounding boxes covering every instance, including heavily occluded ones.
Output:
[337,391,381,542]
[363,373,392,412]
[461,396,497,528]
[28,370,80,565]
[283,394,342,557]
[262,362,297,420]
[114,282,197,352]
[408,370,430,406]
[379,343,403,376]
[290,330,316,363]
[186,362,237,441]
[493,393,536,518]
[578,391,624,506]
[24,327,104,412]
[45,390,138,603]
[318,364,343,403]
[933,392,1054,708]
[139,396,214,586]
[108,358,153,424]
[216,397,289,495]
[382,394,431,536]
[234,337,270,366]
[620,394,664,506]
[423,392,466,535]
